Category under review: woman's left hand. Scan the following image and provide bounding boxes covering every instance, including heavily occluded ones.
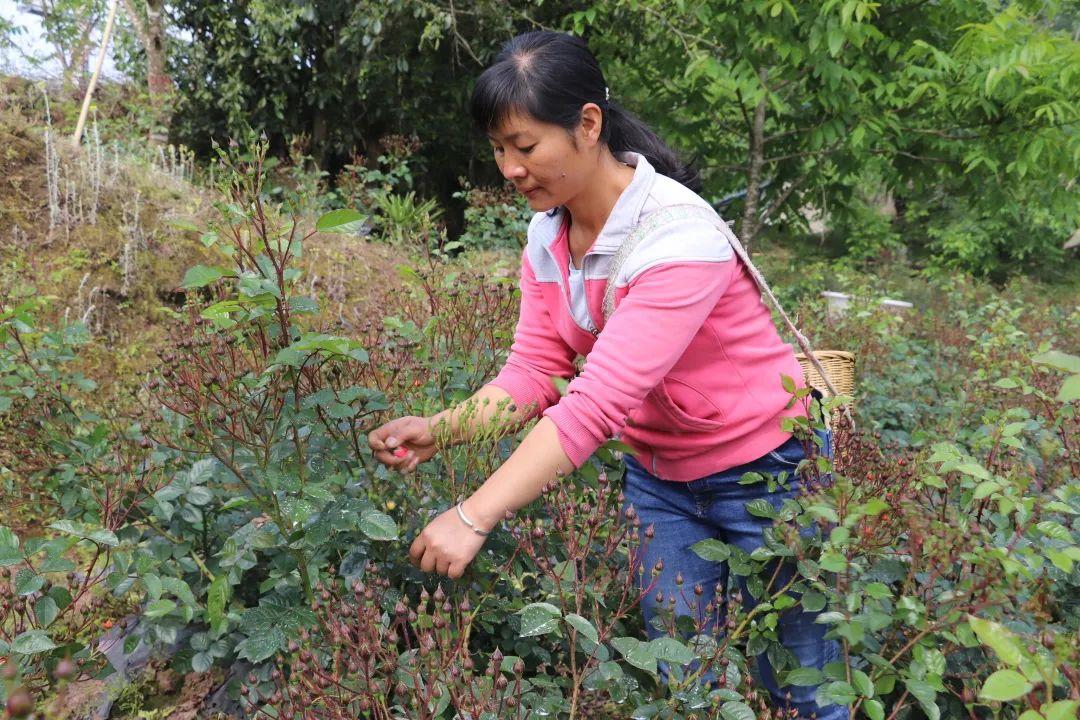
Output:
[408,505,489,578]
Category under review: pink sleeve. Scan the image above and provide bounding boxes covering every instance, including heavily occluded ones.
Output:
[485,250,578,420]
[542,260,736,466]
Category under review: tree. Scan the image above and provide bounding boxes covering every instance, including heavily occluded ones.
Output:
[166,1,578,207]
[578,0,1079,276]
[19,0,107,92]
[118,0,171,144]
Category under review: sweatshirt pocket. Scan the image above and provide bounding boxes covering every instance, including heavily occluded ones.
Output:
[651,376,725,432]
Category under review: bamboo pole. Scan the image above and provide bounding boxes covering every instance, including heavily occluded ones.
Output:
[71,0,120,150]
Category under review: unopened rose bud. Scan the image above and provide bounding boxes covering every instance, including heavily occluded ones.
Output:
[53,656,76,681]
[5,687,34,718]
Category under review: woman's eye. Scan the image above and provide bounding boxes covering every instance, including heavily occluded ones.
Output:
[492,146,505,155]
[518,144,536,154]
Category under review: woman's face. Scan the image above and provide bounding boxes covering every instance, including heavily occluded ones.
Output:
[487,107,601,212]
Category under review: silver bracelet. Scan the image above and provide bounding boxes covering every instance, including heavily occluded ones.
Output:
[455,501,491,536]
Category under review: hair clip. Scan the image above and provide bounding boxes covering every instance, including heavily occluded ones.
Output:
[605,86,610,102]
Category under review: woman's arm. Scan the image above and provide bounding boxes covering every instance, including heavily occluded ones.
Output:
[408,415,572,577]
[425,384,534,446]
[430,246,578,446]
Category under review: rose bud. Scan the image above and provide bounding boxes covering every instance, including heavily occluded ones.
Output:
[5,687,34,718]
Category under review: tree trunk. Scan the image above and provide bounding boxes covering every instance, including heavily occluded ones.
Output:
[121,0,172,145]
[738,67,769,251]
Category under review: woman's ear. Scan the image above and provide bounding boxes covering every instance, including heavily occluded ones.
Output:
[578,103,604,147]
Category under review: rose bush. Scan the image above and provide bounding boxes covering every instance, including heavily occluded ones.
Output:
[1,138,1075,719]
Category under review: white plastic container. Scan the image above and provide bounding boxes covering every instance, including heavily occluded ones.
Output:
[821,291,912,318]
[879,298,914,314]
[821,291,851,319]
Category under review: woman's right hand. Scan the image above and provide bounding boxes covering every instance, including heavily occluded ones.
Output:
[367,416,439,473]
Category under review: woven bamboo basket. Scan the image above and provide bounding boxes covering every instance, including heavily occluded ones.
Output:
[795,350,856,431]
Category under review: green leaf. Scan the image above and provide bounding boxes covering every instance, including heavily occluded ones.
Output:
[954,462,991,480]
[519,602,561,637]
[852,669,874,697]
[745,499,778,519]
[720,701,756,720]
[207,575,230,631]
[315,209,367,233]
[12,629,58,654]
[187,485,214,506]
[864,698,884,720]
[564,613,598,645]
[181,265,230,289]
[819,552,847,572]
[0,544,22,566]
[359,511,397,541]
[15,568,43,595]
[143,574,162,601]
[979,669,1033,702]
[237,603,316,663]
[816,680,858,706]
[1046,549,1073,573]
[145,599,177,618]
[48,520,118,547]
[967,614,1023,666]
[33,596,59,627]
[161,577,197,607]
[1032,350,1080,374]
[1058,374,1080,403]
[1043,700,1080,720]
[237,628,285,664]
[905,678,940,720]
[648,637,694,665]
[690,538,731,562]
[1036,521,1071,542]
[612,636,657,674]
[783,667,824,686]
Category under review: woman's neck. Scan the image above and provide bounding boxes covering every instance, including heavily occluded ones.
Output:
[563,150,636,255]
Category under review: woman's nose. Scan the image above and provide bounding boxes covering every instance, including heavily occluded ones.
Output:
[501,162,527,180]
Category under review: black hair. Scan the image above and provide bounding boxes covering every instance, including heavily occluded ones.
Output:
[470,31,701,193]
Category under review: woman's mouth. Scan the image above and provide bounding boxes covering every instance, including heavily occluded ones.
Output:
[521,186,542,198]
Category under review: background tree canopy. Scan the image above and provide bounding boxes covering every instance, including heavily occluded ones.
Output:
[113,0,1073,277]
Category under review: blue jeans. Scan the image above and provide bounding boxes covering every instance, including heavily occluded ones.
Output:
[622,428,848,720]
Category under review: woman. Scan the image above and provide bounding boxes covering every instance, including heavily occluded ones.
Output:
[368,30,846,720]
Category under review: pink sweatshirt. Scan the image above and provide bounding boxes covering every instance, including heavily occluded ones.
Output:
[487,152,809,481]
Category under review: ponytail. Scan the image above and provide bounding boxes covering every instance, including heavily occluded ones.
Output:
[605,101,701,193]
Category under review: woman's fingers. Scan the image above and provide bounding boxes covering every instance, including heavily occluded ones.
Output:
[408,534,425,566]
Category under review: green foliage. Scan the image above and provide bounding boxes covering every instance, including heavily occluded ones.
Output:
[165,1,565,195]
[453,180,533,253]
[578,0,1079,275]
[152,0,1079,275]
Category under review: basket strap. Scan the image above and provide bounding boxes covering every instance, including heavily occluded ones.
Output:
[602,203,855,431]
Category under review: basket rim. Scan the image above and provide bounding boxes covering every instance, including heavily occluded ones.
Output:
[794,350,855,360]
